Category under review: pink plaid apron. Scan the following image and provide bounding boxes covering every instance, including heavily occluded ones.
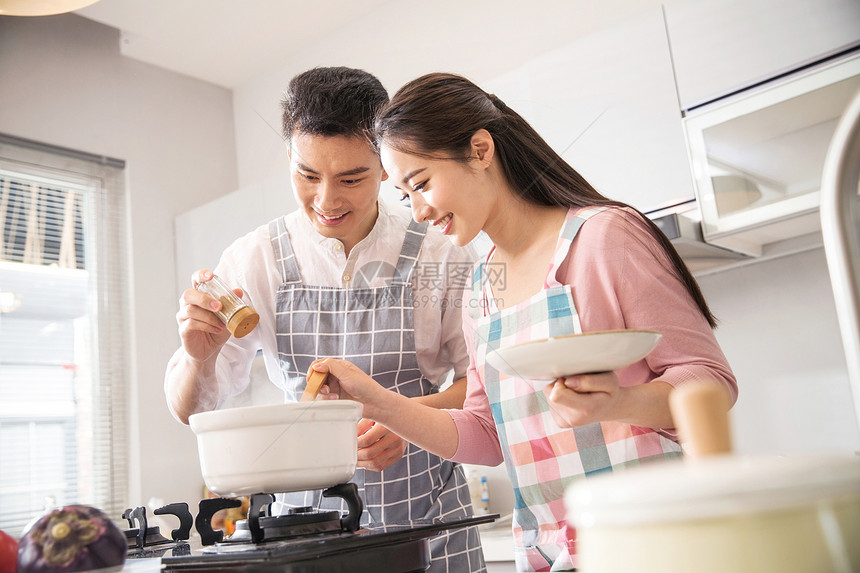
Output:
[467,207,681,571]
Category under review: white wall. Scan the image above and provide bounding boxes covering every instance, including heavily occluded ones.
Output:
[0,14,239,511]
[230,0,668,192]
[699,247,860,455]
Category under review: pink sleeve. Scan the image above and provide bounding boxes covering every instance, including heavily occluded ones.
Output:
[564,208,738,433]
[445,278,505,466]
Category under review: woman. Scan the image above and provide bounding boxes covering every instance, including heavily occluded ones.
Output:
[312,72,737,572]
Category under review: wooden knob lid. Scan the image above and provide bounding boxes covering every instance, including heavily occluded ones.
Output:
[301,369,328,402]
[226,306,259,338]
[669,383,732,459]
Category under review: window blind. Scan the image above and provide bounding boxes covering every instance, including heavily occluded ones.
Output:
[0,135,130,536]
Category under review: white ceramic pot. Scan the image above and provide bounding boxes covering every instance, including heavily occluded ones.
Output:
[565,454,860,573]
[189,400,363,497]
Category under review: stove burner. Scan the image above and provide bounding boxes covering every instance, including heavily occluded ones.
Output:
[195,483,364,546]
[228,508,342,542]
[123,488,499,572]
[160,514,500,572]
[286,506,322,514]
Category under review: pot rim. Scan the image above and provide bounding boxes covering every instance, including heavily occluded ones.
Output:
[189,399,362,433]
[565,453,860,527]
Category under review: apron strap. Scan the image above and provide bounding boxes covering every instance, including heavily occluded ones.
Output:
[470,259,491,321]
[545,206,609,289]
[392,219,428,285]
[269,217,303,285]
[470,206,611,319]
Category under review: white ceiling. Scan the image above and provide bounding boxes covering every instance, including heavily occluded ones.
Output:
[75,0,393,89]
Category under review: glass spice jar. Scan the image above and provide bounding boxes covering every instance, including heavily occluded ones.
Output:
[195,274,260,338]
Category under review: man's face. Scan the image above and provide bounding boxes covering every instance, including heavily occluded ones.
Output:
[289,133,386,253]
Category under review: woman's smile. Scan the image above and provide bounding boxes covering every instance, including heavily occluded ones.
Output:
[432,212,453,234]
[380,144,490,247]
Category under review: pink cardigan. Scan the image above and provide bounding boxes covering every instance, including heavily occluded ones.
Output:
[448,206,738,465]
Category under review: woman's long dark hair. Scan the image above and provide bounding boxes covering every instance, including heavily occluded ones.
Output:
[375,72,716,327]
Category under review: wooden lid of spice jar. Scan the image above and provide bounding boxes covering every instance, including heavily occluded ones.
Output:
[227,305,260,338]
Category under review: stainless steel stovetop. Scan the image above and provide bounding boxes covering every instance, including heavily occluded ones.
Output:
[122,483,497,572]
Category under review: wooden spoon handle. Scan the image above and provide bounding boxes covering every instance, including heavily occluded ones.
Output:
[669,383,732,458]
[301,369,328,402]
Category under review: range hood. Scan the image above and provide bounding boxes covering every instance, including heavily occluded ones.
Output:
[646,200,749,275]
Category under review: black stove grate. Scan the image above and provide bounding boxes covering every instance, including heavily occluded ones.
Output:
[123,484,498,572]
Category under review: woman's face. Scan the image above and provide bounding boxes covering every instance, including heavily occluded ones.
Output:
[380,143,488,247]
[289,132,386,252]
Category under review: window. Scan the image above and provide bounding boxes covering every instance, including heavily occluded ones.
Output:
[0,134,130,535]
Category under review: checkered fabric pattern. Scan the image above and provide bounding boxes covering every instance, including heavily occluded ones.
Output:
[467,207,681,572]
[267,216,485,573]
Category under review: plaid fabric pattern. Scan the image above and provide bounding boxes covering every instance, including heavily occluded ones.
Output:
[468,207,681,572]
[268,216,485,573]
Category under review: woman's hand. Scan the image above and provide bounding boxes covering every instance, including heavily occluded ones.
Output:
[356,419,407,472]
[311,359,461,460]
[311,360,407,469]
[176,269,236,363]
[542,371,622,428]
[309,358,392,421]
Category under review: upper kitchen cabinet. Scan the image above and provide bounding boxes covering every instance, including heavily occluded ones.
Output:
[684,51,860,256]
[483,7,694,212]
[664,0,860,111]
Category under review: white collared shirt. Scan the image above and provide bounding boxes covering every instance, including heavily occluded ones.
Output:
[169,200,476,406]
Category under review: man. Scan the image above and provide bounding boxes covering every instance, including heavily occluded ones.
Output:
[165,67,485,572]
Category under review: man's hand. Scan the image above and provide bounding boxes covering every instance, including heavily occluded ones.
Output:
[177,269,236,363]
[356,419,407,472]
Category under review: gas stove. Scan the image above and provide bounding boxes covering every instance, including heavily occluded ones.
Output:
[123,483,497,572]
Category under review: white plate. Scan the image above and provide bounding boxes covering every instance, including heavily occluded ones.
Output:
[485,330,661,385]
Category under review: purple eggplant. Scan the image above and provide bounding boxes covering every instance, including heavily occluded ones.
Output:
[17,505,126,573]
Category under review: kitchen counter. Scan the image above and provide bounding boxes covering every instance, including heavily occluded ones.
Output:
[122,557,162,573]
[479,513,516,572]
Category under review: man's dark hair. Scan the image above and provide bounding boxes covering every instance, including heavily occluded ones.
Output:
[281,67,388,147]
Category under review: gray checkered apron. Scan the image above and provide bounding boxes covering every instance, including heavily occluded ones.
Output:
[267,216,486,573]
